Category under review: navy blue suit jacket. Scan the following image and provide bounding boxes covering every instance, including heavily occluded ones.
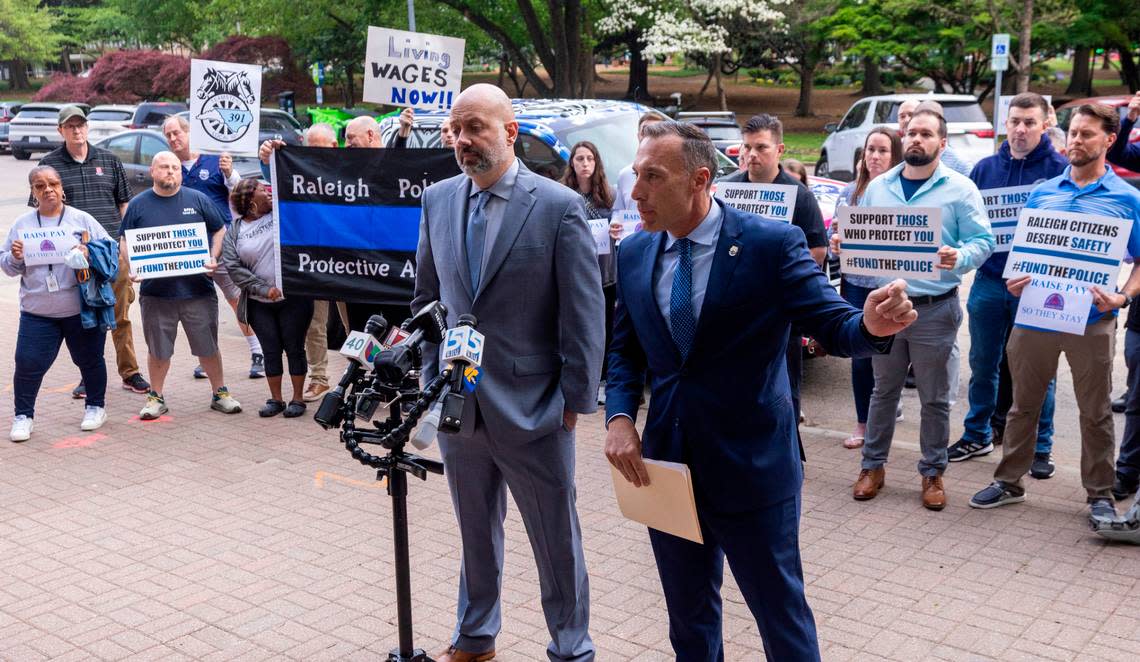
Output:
[606,202,883,512]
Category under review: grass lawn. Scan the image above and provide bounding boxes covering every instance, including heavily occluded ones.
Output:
[783,131,826,165]
[602,68,707,78]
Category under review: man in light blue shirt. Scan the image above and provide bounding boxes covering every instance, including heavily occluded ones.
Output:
[836,109,994,510]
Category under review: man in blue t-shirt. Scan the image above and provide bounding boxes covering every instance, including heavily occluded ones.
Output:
[969,104,1140,526]
[119,151,243,419]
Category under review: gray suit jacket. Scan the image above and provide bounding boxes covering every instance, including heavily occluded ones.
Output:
[414,160,605,443]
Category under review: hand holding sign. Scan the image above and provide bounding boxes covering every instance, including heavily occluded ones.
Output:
[10,239,23,261]
[219,153,233,178]
[936,245,959,270]
[1090,286,1127,313]
[1007,275,1031,296]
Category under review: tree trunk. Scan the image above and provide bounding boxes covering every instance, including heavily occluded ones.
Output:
[60,48,72,76]
[1066,46,1093,96]
[1102,49,1112,69]
[696,62,715,102]
[795,62,816,117]
[1119,48,1140,92]
[1015,0,1033,93]
[860,57,884,95]
[342,64,356,108]
[7,60,31,90]
[714,53,727,112]
[625,40,649,100]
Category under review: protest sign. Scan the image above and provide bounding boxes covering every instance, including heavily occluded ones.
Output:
[124,223,210,279]
[981,184,1035,253]
[614,209,642,241]
[1002,208,1131,288]
[586,218,611,255]
[363,27,465,110]
[190,59,262,156]
[1014,279,1092,335]
[272,146,461,304]
[836,206,943,280]
[713,183,797,223]
[18,227,79,266]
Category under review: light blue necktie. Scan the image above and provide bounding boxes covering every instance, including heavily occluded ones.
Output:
[670,238,696,359]
[466,190,490,291]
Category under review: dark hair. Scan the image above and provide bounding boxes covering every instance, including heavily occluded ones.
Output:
[229,178,261,219]
[1073,103,1120,136]
[1007,92,1050,118]
[640,120,721,190]
[639,113,664,129]
[743,113,783,143]
[852,128,903,204]
[909,109,947,138]
[561,141,614,209]
[781,158,809,187]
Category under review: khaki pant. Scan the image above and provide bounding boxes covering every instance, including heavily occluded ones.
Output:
[304,300,349,385]
[111,254,140,380]
[997,318,1116,499]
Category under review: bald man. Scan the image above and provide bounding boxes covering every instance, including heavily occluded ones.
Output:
[414,84,604,662]
[119,151,241,419]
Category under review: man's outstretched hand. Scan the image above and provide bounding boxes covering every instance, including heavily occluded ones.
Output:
[863,279,918,336]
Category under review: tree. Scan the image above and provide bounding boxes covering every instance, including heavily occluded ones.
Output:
[0,0,59,90]
[745,0,839,116]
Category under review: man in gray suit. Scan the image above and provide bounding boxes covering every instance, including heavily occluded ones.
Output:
[413,84,605,662]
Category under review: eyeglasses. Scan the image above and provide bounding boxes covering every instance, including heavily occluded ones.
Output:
[32,182,63,191]
[60,122,87,131]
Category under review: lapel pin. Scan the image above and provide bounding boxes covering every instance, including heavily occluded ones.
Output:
[729,245,740,257]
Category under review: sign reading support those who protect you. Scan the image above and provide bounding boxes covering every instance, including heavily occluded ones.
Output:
[363,27,465,110]
[836,206,943,280]
[1002,208,1131,288]
[981,185,1035,253]
[190,58,263,157]
[124,222,211,280]
[713,183,798,224]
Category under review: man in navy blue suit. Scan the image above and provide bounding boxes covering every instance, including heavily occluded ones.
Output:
[604,121,918,661]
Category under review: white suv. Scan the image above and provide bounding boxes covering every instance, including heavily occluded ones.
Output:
[817,94,993,181]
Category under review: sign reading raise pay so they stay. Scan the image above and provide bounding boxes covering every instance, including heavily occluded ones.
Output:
[713,183,797,224]
[981,184,1034,253]
[1002,208,1131,288]
[18,227,79,266]
[124,222,211,280]
[836,206,943,280]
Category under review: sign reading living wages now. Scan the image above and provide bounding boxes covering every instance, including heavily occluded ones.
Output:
[981,185,1034,253]
[713,183,798,223]
[124,222,211,280]
[1002,208,1131,288]
[190,59,263,157]
[18,227,78,266]
[363,27,465,110]
[836,207,943,279]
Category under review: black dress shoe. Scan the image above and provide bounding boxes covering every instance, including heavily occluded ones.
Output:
[1112,395,1127,414]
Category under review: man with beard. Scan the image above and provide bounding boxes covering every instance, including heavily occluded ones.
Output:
[897,99,973,176]
[970,104,1140,525]
[414,84,604,662]
[833,109,994,510]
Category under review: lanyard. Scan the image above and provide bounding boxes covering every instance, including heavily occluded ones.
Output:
[34,205,65,276]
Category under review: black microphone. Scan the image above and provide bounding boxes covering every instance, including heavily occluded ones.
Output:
[314,313,390,429]
[372,301,448,384]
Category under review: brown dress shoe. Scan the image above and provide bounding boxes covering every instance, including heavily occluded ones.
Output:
[922,475,946,511]
[437,645,495,662]
[853,467,885,500]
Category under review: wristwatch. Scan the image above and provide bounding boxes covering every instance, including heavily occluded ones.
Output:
[1122,293,1134,309]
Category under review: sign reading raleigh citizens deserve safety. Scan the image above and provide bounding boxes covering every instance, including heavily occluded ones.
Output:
[18,227,79,266]
[836,206,943,279]
[271,146,460,304]
[190,59,262,157]
[124,222,211,279]
[363,27,465,110]
[981,184,1034,253]
[1002,208,1131,288]
[713,183,797,223]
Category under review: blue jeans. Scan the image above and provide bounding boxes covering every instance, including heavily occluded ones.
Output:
[15,312,107,418]
[964,272,1053,453]
[841,278,875,423]
[1116,329,1140,484]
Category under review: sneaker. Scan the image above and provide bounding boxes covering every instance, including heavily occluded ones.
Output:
[211,386,242,414]
[1089,498,1117,529]
[1030,453,1055,480]
[1112,394,1127,414]
[303,381,329,402]
[80,406,107,431]
[139,392,168,420]
[948,438,994,462]
[597,381,606,406]
[193,364,207,379]
[71,380,86,399]
[249,353,265,379]
[121,373,151,394]
[9,415,33,442]
[1112,476,1139,501]
[969,481,1026,509]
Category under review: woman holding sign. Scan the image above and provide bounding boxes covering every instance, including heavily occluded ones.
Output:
[222,179,313,418]
[0,166,113,441]
[561,141,620,405]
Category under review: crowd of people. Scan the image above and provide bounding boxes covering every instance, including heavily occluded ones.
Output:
[3,87,1140,661]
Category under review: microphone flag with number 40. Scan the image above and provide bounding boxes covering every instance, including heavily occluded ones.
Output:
[271,146,460,305]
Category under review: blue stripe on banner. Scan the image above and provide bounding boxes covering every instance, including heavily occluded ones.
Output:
[132,249,210,261]
[842,243,939,253]
[278,200,421,251]
[991,221,1019,227]
[1009,245,1119,266]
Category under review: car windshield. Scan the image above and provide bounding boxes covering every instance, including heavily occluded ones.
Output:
[702,126,743,141]
[554,112,640,176]
[883,101,988,123]
[89,110,133,122]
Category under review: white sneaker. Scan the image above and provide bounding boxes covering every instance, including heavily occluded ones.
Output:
[80,406,107,431]
[10,415,33,442]
[210,386,242,414]
[139,392,168,420]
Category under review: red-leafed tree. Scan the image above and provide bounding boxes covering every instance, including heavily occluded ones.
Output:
[34,49,189,103]
[200,35,314,101]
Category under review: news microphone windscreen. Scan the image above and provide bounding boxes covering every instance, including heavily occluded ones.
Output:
[457,313,478,328]
[365,314,389,338]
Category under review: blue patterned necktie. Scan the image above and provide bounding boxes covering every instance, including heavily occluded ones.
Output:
[466,190,490,291]
[670,238,696,359]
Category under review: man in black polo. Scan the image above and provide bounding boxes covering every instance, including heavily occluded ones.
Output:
[36,105,150,396]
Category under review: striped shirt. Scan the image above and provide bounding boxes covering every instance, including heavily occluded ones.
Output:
[32,143,132,236]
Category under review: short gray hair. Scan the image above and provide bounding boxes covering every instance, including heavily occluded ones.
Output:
[28,164,61,185]
[304,123,337,145]
[640,120,720,189]
[163,115,190,132]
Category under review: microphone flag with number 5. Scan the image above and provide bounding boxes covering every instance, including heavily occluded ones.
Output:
[271,146,460,304]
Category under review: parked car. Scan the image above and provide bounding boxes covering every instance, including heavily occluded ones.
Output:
[1055,96,1140,187]
[8,102,91,160]
[175,108,304,146]
[129,101,188,130]
[817,93,994,181]
[87,104,136,142]
[0,101,24,153]
[94,129,263,197]
[676,111,743,160]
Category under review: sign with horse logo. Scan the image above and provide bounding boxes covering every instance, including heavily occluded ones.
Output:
[190,59,263,156]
